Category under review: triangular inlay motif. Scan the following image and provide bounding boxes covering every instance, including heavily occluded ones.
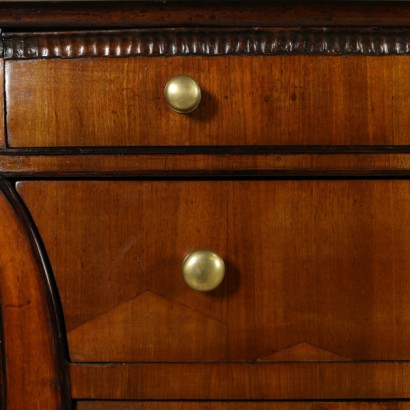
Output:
[258,342,351,361]
[68,290,227,362]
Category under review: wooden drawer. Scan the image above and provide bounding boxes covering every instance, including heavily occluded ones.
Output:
[4,3,410,409]
[6,55,410,147]
[16,179,410,364]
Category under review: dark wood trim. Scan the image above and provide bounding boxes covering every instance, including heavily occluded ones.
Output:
[1,2,410,29]
[1,153,410,178]
[0,59,5,149]
[3,146,410,155]
[73,403,410,410]
[4,27,410,59]
[0,178,71,409]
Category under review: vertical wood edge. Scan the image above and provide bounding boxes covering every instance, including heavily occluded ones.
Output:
[0,178,70,409]
[0,57,5,149]
[0,293,5,410]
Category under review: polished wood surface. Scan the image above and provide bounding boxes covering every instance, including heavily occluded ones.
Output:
[70,362,410,399]
[4,1,410,407]
[75,402,410,410]
[7,56,410,147]
[17,180,410,363]
[1,2,410,28]
[0,182,68,410]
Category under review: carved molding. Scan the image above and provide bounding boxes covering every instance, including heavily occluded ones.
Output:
[4,28,410,59]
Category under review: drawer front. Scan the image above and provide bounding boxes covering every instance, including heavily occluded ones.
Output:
[17,180,410,364]
[6,56,410,147]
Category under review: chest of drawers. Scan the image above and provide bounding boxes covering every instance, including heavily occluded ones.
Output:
[2,2,410,410]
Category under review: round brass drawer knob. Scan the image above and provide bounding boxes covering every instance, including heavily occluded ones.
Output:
[164,75,201,114]
[182,249,225,292]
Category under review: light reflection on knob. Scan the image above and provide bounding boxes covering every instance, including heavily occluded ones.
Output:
[164,75,202,114]
[182,249,225,292]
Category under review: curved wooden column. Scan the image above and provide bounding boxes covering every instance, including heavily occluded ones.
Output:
[0,179,69,409]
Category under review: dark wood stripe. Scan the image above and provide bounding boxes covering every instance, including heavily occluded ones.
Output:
[1,2,410,29]
[74,402,410,410]
[1,153,410,178]
[0,59,5,149]
[3,145,410,155]
[70,362,410,400]
[4,28,410,59]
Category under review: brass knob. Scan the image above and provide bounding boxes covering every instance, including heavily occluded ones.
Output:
[182,249,225,292]
[164,75,201,114]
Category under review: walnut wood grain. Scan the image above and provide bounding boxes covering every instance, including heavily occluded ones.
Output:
[5,28,410,59]
[0,180,70,410]
[70,362,410,399]
[4,1,410,407]
[75,402,410,410]
[7,56,410,147]
[17,180,410,364]
[2,153,410,177]
[1,2,410,28]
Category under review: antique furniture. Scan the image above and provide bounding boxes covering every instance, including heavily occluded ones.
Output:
[2,1,410,409]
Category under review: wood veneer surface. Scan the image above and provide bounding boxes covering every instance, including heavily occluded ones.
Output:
[17,180,410,363]
[7,56,410,147]
[70,362,410,399]
[75,402,410,410]
[4,1,410,407]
